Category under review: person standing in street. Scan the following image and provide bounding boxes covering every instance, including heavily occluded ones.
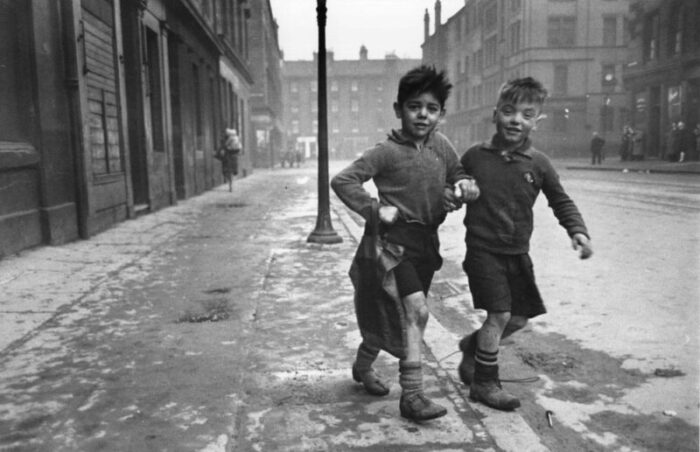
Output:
[676,121,694,163]
[456,77,593,411]
[331,65,479,422]
[590,131,605,165]
[215,128,242,192]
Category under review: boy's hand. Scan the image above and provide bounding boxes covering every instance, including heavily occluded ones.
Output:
[378,205,399,225]
[443,187,463,212]
[571,233,593,259]
[455,179,480,203]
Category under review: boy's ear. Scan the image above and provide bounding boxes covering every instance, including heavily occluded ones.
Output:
[533,113,547,130]
[393,102,401,119]
[492,108,498,124]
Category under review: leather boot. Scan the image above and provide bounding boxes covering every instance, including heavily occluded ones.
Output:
[469,363,520,411]
[352,364,390,396]
[457,332,477,386]
[399,393,447,421]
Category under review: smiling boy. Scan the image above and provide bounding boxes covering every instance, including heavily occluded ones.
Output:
[332,65,478,421]
[456,77,592,410]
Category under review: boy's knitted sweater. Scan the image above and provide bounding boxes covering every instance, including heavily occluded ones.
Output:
[461,136,589,255]
[331,129,467,227]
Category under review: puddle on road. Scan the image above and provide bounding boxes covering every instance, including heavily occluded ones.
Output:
[176,299,231,323]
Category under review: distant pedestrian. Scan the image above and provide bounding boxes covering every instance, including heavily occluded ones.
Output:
[590,131,605,165]
[665,122,678,161]
[631,128,645,161]
[457,77,593,411]
[332,65,479,422]
[676,121,694,163]
[619,125,633,161]
[215,128,241,192]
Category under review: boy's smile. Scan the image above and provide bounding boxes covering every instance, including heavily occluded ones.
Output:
[394,92,445,144]
[493,101,541,149]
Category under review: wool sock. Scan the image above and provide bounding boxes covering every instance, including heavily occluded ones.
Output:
[354,342,380,373]
[473,348,499,382]
[399,361,423,398]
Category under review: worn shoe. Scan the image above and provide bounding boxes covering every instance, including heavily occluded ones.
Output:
[469,379,521,411]
[399,393,448,421]
[458,333,477,386]
[352,365,390,396]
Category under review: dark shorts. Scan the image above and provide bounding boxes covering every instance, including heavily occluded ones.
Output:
[382,222,442,298]
[463,249,546,318]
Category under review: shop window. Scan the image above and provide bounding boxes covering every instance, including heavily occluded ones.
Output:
[0,0,31,142]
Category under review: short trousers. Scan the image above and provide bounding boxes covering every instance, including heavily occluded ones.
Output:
[382,221,442,298]
[463,248,546,318]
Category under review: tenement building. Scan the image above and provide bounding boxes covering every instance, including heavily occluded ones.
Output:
[282,48,420,160]
[423,0,631,156]
[623,0,700,159]
[0,0,281,258]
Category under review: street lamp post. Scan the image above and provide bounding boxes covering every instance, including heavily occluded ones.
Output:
[307,0,342,244]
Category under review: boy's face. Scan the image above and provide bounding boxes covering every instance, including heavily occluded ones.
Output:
[393,92,445,143]
[492,100,542,148]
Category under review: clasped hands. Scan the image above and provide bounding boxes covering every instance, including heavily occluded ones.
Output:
[444,178,480,212]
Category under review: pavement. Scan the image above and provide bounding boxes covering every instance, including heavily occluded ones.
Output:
[0,159,695,451]
[562,157,700,175]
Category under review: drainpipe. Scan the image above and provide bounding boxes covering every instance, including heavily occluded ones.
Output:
[61,0,89,238]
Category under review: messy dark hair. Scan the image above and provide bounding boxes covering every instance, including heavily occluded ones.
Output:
[397,65,452,108]
[497,77,548,107]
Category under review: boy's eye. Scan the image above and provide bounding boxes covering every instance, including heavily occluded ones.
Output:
[501,106,515,114]
[523,111,536,119]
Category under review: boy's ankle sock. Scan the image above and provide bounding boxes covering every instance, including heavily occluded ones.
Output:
[354,342,380,373]
[399,361,423,398]
[474,348,499,382]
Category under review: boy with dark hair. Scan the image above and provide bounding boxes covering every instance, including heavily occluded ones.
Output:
[332,65,479,421]
[455,77,592,410]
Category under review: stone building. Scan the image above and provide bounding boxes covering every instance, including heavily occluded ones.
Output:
[248,0,285,168]
[422,0,631,157]
[282,48,420,160]
[0,0,265,258]
[623,0,700,159]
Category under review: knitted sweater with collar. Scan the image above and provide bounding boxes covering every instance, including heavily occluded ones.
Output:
[460,135,589,255]
[331,129,467,227]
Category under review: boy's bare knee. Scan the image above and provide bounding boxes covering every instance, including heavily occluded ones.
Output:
[485,311,511,329]
[403,292,429,327]
[509,315,528,330]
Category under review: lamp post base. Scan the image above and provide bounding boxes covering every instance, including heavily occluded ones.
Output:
[307,228,343,244]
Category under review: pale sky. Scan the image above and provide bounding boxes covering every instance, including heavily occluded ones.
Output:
[269,0,465,61]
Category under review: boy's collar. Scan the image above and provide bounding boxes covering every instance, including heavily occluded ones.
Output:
[485,134,533,159]
[389,128,435,147]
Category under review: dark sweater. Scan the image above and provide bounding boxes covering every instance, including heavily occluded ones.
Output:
[332,129,467,226]
[460,136,589,254]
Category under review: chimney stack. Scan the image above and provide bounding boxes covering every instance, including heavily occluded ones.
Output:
[424,8,430,41]
[434,0,441,32]
[359,45,368,60]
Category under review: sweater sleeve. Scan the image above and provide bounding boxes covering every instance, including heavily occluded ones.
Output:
[444,141,469,186]
[330,146,383,221]
[539,155,590,239]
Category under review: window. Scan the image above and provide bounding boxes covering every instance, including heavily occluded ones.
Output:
[484,1,497,31]
[331,80,338,92]
[290,105,299,114]
[484,36,497,67]
[548,16,576,47]
[601,64,616,86]
[463,89,469,109]
[312,120,318,134]
[667,6,682,56]
[464,56,470,75]
[553,109,568,132]
[509,21,521,54]
[291,120,299,134]
[644,12,659,61]
[331,100,338,113]
[602,16,617,46]
[351,80,358,91]
[290,82,298,93]
[310,80,317,92]
[553,64,568,95]
[351,100,359,112]
[510,0,521,12]
[475,49,483,72]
